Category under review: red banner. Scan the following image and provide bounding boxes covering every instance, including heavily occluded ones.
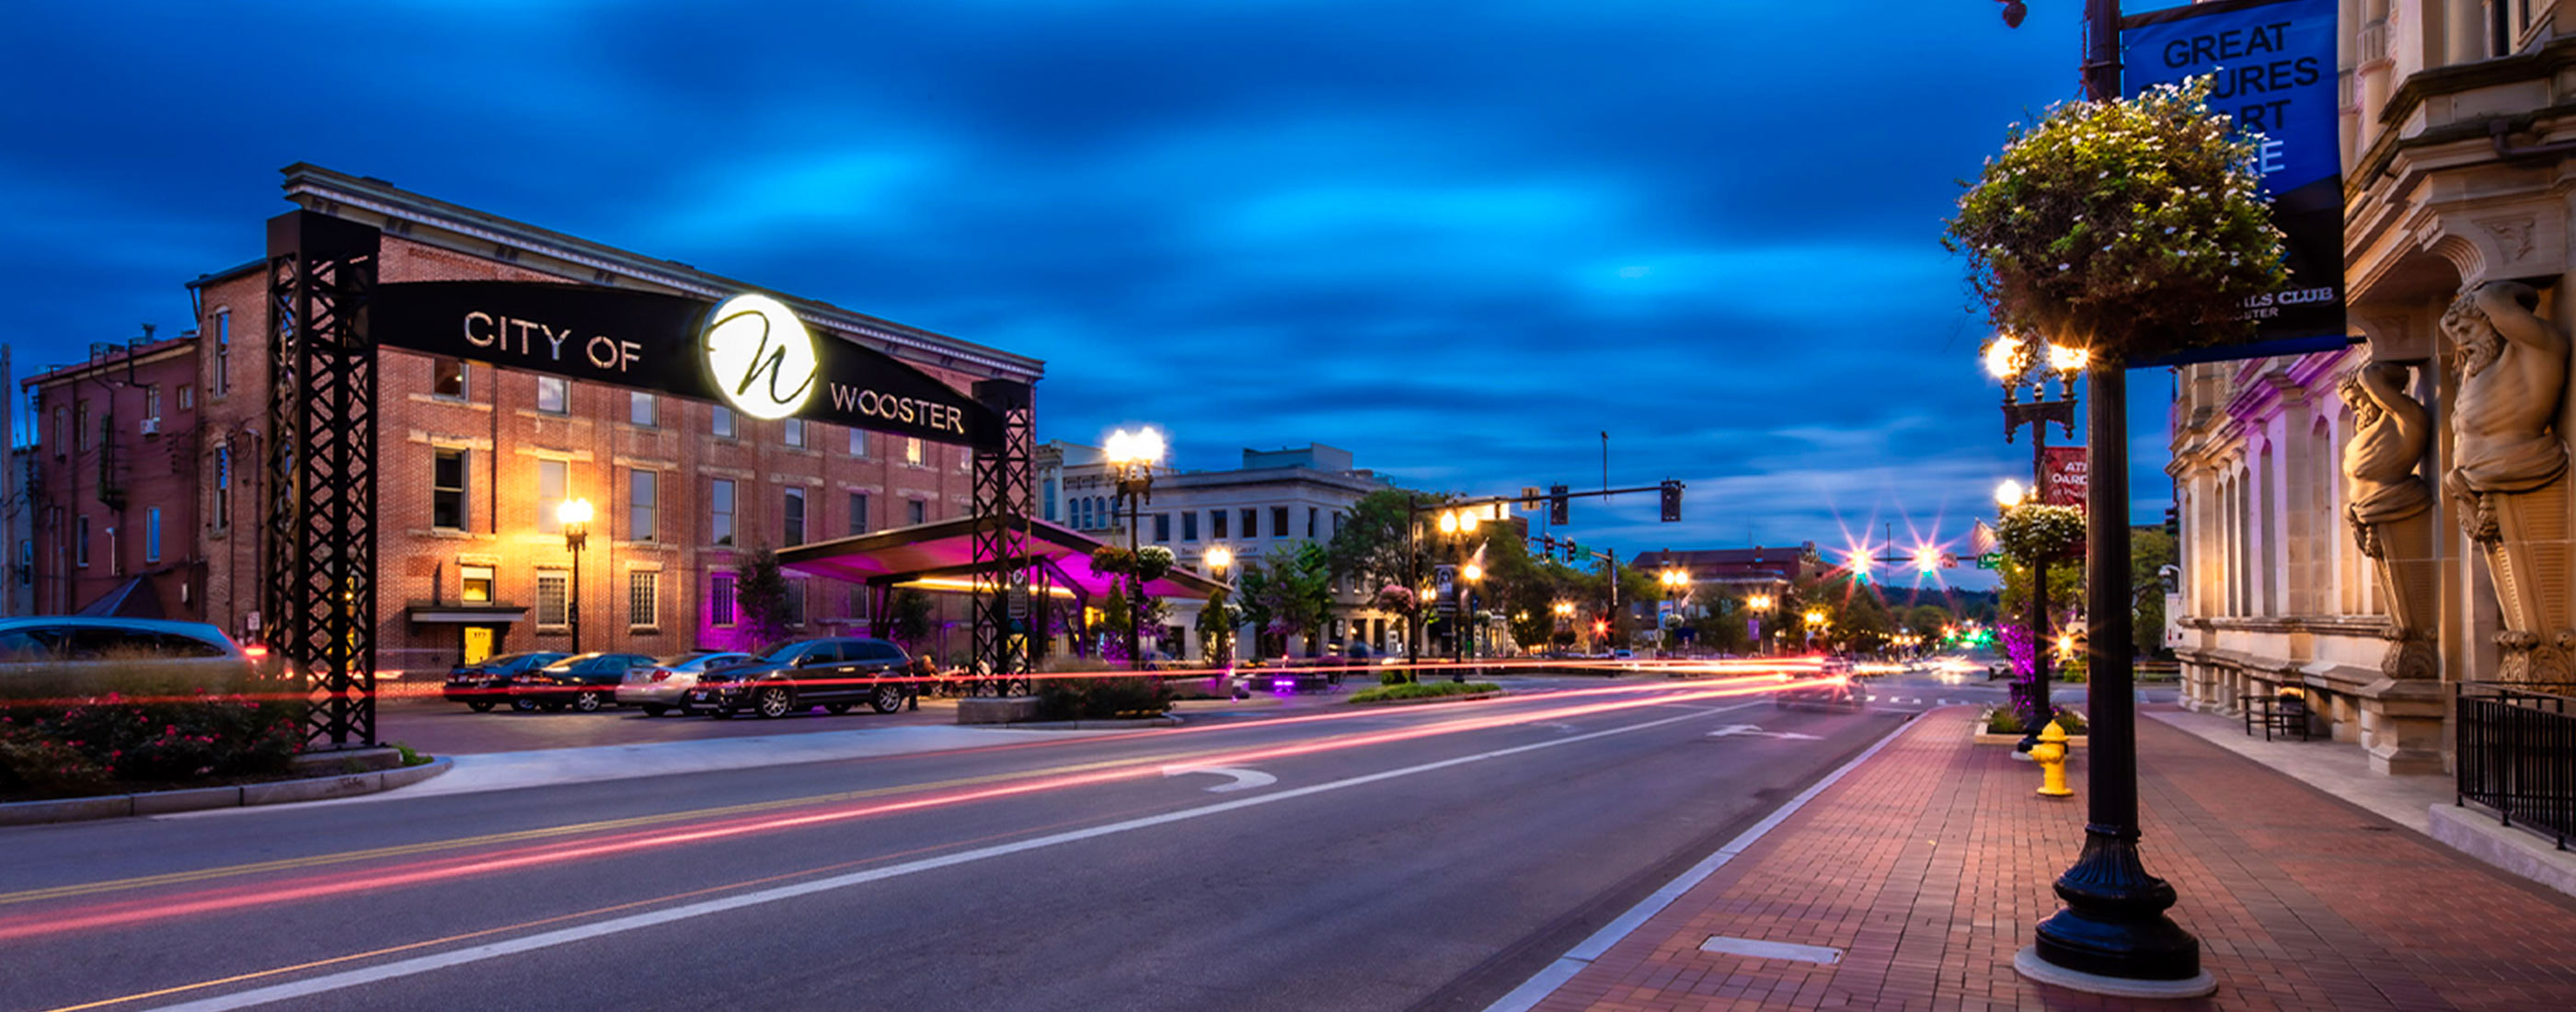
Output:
[2043,446,2088,508]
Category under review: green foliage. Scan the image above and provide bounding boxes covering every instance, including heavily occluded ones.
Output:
[1032,675,1173,720]
[1999,505,2086,564]
[392,742,432,767]
[888,589,936,650]
[2133,528,2178,660]
[734,546,792,650]
[1349,681,1501,704]
[1946,76,2287,360]
[1380,669,1413,685]
[1240,542,1334,657]
[1984,706,2088,736]
[0,689,305,798]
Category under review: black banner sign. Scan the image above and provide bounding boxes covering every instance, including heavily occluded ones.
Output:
[373,282,1001,449]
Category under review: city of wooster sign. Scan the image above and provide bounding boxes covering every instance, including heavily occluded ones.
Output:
[373,282,1000,450]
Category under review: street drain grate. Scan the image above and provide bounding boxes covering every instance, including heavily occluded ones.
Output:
[1699,936,1845,964]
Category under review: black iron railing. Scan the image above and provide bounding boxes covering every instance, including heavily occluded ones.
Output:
[2456,682,2576,850]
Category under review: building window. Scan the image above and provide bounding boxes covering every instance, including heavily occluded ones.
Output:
[461,564,494,604]
[850,428,868,457]
[433,449,467,531]
[712,405,737,438]
[535,375,569,414]
[52,408,64,456]
[710,572,738,627]
[1042,478,1057,522]
[630,391,656,427]
[1272,507,1290,539]
[144,385,163,421]
[1242,509,1259,539]
[1308,507,1318,538]
[784,577,808,627]
[75,516,87,568]
[1182,512,1199,541]
[628,570,659,630]
[75,402,89,452]
[1154,513,1171,543]
[178,385,194,411]
[1212,510,1228,539]
[908,500,927,525]
[784,488,807,546]
[145,508,162,563]
[536,570,569,627]
[537,459,568,534]
[711,478,736,546]
[629,469,658,542]
[904,437,924,466]
[1332,512,1344,535]
[848,492,869,536]
[784,418,806,448]
[432,357,467,398]
[213,446,232,530]
[213,310,230,395]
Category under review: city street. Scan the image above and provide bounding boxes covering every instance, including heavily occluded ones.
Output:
[0,678,1901,1012]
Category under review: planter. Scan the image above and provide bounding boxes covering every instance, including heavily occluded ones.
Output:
[1972,721,2088,748]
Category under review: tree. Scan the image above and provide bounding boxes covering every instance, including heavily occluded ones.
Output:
[1905,604,1954,638]
[888,589,935,655]
[734,546,792,651]
[1246,542,1333,657]
[1327,489,1437,655]
[2132,527,2178,659]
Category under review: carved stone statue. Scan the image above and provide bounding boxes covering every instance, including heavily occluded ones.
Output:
[2339,362,2436,679]
[2441,282,2575,684]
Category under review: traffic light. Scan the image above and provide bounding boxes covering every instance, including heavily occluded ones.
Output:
[1659,479,1683,523]
[1548,484,1570,525]
[2164,504,2179,539]
[1563,538,1579,563]
[1538,534,1558,558]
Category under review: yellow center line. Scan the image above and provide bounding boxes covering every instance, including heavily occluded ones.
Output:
[0,742,1254,909]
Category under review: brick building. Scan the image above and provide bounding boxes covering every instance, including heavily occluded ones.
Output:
[57,165,1041,675]
[21,336,207,618]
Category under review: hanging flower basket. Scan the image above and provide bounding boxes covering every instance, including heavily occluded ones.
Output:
[1999,505,2086,564]
[1944,77,2286,362]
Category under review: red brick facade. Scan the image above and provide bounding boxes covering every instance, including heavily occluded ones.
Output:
[22,339,206,619]
[34,167,1039,676]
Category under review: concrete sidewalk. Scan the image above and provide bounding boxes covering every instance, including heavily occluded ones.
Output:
[1503,705,2576,1011]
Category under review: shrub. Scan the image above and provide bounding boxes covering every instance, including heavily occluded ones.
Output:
[1984,706,2088,736]
[1380,670,1412,686]
[1349,681,1501,705]
[0,660,306,798]
[1032,675,1173,720]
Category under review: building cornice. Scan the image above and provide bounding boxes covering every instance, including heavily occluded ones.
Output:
[277,164,1045,385]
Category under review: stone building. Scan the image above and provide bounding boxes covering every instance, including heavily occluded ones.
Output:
[2169,3,2576,775]
[113,165,1041,673]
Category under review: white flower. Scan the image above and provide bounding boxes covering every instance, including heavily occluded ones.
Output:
[2057,262,2072,271]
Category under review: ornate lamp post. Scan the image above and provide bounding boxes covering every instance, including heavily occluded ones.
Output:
[1993,476,2056,748]
[1657,564,1690,652]
[1551,600,1575,654]
[556,498,593,655]
[1435,507,1482,677]
[1104,427,1164,672]
[1456,559,1484,681]
[1745,592,1774,656]
[1802,607,1829,653]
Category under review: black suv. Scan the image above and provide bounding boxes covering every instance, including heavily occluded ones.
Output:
[693,638,919,719]
[443,651,571,711]
[506,651,659,712]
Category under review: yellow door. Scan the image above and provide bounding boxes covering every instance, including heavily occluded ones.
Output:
[463,627,496,666]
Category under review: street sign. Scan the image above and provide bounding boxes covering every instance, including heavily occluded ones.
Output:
[1975,552,2002,570]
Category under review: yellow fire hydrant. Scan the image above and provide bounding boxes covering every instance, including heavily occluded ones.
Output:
[2030,719,2075,798]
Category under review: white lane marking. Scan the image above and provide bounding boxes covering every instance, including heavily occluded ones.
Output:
[1705,725,1823,742]
[1527,721,1579,732]
[1482,713,1918,1012]
[1158,765,1276,793]
[145,702,1765,1011]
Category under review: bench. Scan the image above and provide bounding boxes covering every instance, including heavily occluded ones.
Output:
[2240,692,2312,742]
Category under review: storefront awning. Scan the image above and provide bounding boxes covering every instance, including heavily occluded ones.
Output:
[405,602,529,625]
[776,516,1226,602]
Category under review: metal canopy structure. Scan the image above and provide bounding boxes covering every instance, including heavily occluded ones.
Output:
[776,515,1224,602]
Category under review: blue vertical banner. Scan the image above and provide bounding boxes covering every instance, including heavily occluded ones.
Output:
[2122,0,2346,364]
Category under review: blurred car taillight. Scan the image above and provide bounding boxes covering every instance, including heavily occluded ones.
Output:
[650,670,673,683]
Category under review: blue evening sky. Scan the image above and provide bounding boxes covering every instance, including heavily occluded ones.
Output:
[0,1,2209,588]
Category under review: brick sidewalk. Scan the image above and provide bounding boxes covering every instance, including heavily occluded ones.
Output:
[1525,706,2576,1011]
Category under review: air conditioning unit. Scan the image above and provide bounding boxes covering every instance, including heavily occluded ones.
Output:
[139,417,160,436]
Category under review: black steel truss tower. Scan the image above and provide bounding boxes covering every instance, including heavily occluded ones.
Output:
[265,211,382,751]
[969,379,1034,688]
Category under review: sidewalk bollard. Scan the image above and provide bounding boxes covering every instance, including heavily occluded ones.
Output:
[2030,719,2074,798]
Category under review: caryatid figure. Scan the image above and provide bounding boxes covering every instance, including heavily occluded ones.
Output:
[2441,282,2567,512]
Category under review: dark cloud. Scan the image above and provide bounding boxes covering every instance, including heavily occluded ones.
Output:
[0,0,2197,587]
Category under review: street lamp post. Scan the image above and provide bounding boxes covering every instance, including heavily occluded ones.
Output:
[1987,334,2086,749]
[1457,560,1483,681]
[1105,428,1165,673]
[1745,592,1773,656]
[557,498,592,656]
[1802,608,1828,653]
[1204,545,1234,668]
[1436,507,1482,680]
[1995,0,2209,991]
[1657,564,1690,654]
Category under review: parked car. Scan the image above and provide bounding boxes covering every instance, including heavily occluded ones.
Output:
[615,650,755,717]
[442,651,571,711]
[692,637,919,719]
[0,617,252,696]
[507,651,659,712]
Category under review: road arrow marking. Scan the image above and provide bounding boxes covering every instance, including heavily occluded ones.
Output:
[1705,725,1822,742]
[1159,765,1277,793]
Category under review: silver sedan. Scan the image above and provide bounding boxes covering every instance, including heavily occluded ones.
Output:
[615,650,756,717]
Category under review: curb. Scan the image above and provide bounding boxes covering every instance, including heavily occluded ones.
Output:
[1350,690,1506,707]
[996,715,1183,730]
[0,757,453,827]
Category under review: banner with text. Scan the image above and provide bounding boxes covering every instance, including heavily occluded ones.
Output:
[2122,0,2349,365]
[2044,445,2089,508]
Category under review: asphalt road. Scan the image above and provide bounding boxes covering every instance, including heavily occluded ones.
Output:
[2,676,1908,1012]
